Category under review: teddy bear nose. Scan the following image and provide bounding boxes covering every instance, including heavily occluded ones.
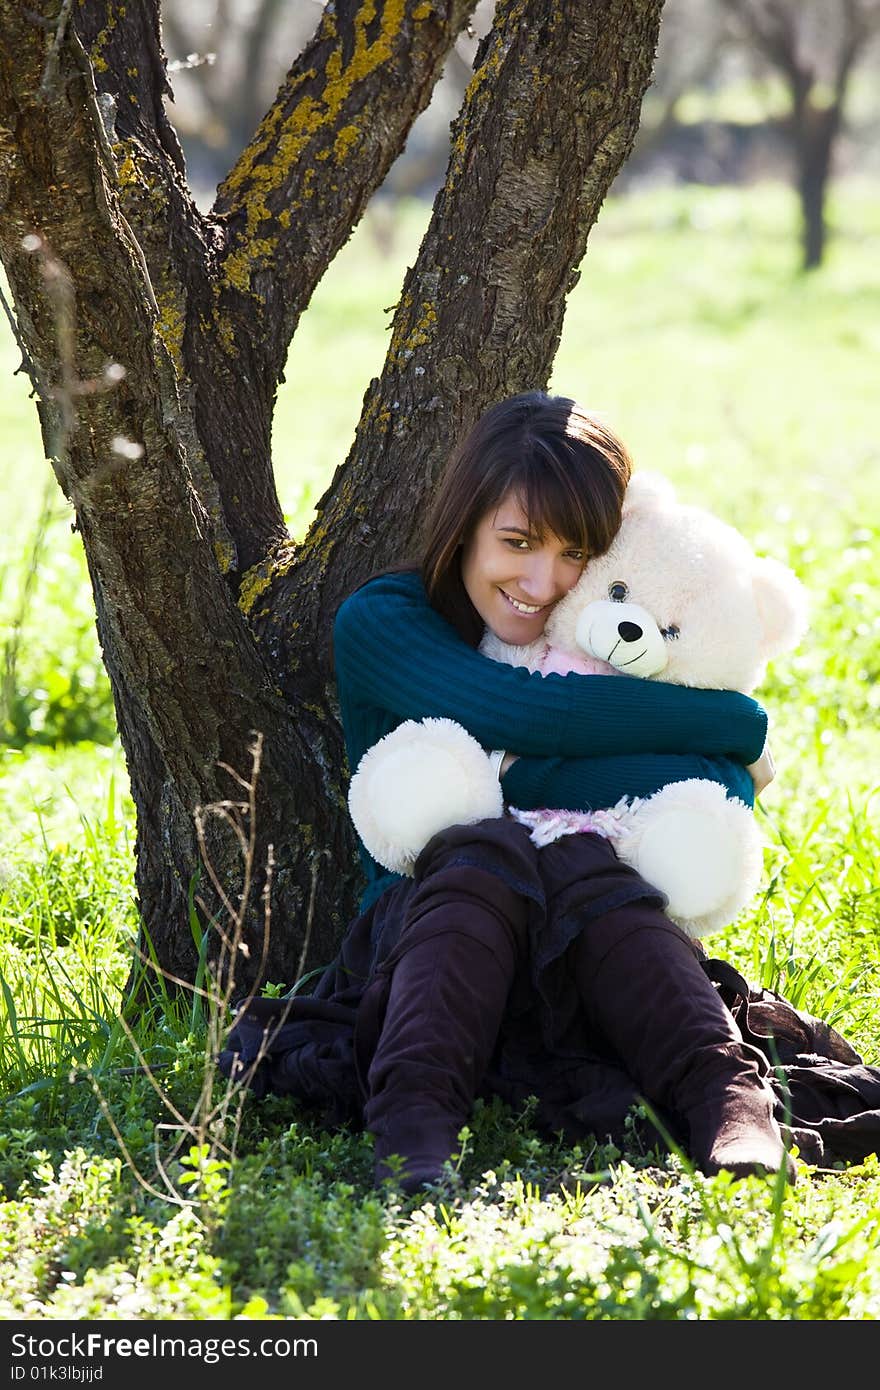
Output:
[618,621,643,643]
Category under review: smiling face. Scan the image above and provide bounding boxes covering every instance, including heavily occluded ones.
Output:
[460,493,586,644]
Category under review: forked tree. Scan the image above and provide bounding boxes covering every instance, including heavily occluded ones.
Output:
[0,0,663,1000]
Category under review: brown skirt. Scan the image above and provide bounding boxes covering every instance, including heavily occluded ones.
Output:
[218,818,880,1168]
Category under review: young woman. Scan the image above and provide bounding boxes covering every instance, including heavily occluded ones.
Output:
[220,391,796,1190]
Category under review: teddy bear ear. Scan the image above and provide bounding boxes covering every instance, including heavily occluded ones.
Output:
[622,471,677,515]
[752,556,810,657]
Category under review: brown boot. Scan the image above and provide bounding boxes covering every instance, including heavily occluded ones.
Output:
[567,890,795,1183]
[363,862,526,1194]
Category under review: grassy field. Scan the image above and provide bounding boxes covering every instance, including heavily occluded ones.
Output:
[0,178,879,1319]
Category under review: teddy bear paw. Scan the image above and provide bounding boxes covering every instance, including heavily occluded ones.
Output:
[617,779,764,938]
[348,718,503,876]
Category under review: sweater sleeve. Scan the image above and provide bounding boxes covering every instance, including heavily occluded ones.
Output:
[501,752,756,812]
[334,574,768,762]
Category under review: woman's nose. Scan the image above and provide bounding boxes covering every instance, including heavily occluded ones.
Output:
[519,554,563,601]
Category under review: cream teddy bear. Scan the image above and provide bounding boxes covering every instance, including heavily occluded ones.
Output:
[347,474,808,938]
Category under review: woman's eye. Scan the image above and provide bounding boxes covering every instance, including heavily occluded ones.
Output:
[503,537,530,550]
[609,581,628,602]
[565,550,585,563]
[660,624,680,641]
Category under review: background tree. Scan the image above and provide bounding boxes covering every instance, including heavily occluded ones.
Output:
[0,0,663,1001]
[722,0,880,269]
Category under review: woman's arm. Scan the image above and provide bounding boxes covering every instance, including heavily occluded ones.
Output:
[500,752,756,811]
[334,573,768,762]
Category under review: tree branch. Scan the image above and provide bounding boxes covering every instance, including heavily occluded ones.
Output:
[65,0,249,566]
[725,0,807,94]
[70,0,300,576]
[212,0,477,382]
[833,0,869,104]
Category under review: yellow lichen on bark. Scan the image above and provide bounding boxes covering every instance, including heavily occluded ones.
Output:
[213,536,237,576]
[219,0,409,295]
[238,541,300,618]
[445,0,524,192]
[116,152,137,187]
[333,125,361,160]
[223,235,277,296]
[387,294,438,365]
[88,3,126,77]
[359,382,396,434]
[154,284,186,375]
[207,296,238,357]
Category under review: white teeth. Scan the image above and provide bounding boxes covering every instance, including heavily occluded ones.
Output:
[503,592,543,614]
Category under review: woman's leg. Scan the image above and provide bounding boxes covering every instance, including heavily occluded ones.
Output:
[362,823,533,1192]
[543,835,795,1181]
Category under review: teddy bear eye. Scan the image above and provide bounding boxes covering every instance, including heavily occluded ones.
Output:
[660,624,680,641]
[608,581,628,602]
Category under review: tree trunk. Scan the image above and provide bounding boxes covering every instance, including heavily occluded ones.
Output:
[795,104,838,271]
[723,0,868,274]
[0,0,664,1005]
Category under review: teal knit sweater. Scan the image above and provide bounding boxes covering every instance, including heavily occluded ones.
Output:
[333,570,768,912]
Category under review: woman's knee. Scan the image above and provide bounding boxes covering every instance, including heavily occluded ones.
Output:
[412,815,540,894]
[574,904,702,977]
[410,862,527,928]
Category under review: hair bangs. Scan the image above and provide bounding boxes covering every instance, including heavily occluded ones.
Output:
[503,435,598,557]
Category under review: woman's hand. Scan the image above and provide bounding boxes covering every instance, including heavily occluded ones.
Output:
[746,742,776,798]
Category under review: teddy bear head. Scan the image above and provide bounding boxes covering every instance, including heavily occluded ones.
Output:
[544,472,809,693]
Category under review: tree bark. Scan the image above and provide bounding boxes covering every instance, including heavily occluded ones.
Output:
[0,0,663,1003]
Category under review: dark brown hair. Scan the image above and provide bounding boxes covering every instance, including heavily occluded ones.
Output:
[421,391,633,645]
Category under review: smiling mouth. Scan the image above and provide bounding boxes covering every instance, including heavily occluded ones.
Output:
[607,637,648,668]
[500,590,546,615]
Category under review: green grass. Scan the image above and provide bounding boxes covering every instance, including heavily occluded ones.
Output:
[1,179,879,1318]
